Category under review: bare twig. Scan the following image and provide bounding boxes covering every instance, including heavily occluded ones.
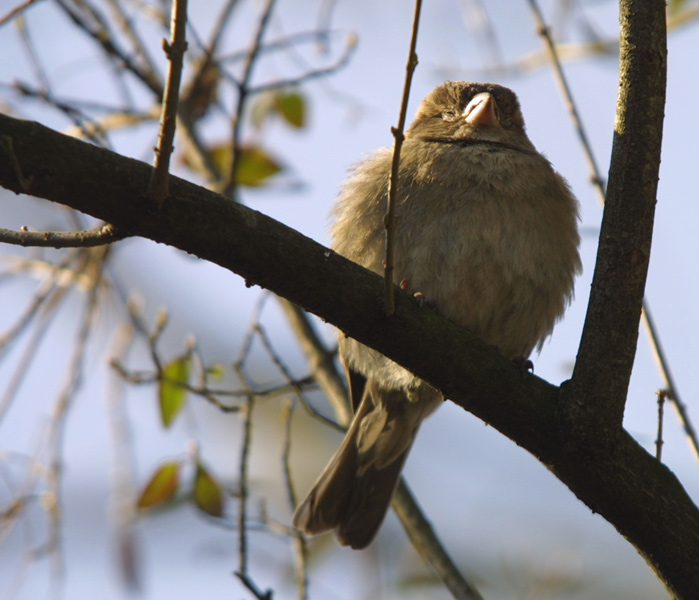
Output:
[231,365,273,600]
[104,0,161,87]
[12,81,112,147]
[222,0,277,198]
[462,0,504,68]
[247,33,357,94]
[0,224,123,248]
[0,251,81,355]
[254,321,342,430]
[384,0,422,316]
[280,399,308,600]
[527,0,604,188]
[219,29,344,64]
[642,304,699,462]
[234,376,253,575]
[105,320,142,592]
[0,0,41,27]
[149,0,189,205]
[16,13,51,91]
[0,251,92,424]
[393,481,484,600]
[276,298,350,424]
[54,0,163,97]
[236,572,273,600]
[43,246,107,590]
[656,389,667,462]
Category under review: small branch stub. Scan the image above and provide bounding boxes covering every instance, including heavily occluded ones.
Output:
[148,0,189,206]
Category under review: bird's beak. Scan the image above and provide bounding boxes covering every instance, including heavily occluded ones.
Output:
[463,92,500,128]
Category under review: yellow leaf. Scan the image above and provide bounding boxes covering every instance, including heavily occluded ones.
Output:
[159,357,190,428]
[235,146,283,187]
[192,462,223,517]
[137,462,180,508]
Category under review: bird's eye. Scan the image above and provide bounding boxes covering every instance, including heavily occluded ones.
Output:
[441,109,457,122]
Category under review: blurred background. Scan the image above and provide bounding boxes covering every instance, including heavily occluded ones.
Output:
[1,0,698,598]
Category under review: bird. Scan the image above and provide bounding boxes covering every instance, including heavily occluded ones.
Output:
[293,81,582,550]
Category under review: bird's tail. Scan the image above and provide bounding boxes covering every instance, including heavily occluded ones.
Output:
[293,379,439,549]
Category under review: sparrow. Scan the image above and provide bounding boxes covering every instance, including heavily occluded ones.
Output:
[293,81,581,549]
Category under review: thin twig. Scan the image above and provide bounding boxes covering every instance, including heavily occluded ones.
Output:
[15,13,51,91]
[0,0,42,28]
[0,251,83,358]
[247,33,356,94]
[104,0,161,88]
[222,0,278,198]
[44,246,107,591]
[232,365,273,600]
[12,82,112,147]
[0,224,123,248]
[527,0,604,186]
[105,320,142,592]
[0,251,92,424]
[384,0,422,316]
[254,321,342,430]
[527,0,699,461]
[276,297,350,424]
[642,304,699,462]
[219,29,344,64]
[656,389,667,461]
[393,481,484,600]
[54,0,163,97]
[235,377,253,576]
[236,572,273,600]
[149,0,189,205]
[280,399,308,600]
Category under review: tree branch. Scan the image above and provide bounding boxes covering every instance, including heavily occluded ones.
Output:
[571,0,667,435]
[0,113,696,598]
[0,224,122,248]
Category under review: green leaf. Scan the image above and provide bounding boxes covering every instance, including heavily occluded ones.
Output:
[137,462,180,509]
[192,462,224,517]
[275,91,306,128]
[159,357,191,428]
[234,146,283,187]
[206,362,225,381]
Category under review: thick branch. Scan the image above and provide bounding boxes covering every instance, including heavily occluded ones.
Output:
[571,0,666,433]
[0,114,697,598]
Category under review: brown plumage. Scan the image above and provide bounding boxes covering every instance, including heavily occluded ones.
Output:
[293,81,581,549]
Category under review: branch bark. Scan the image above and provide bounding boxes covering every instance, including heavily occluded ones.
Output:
[0,111,697,597]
